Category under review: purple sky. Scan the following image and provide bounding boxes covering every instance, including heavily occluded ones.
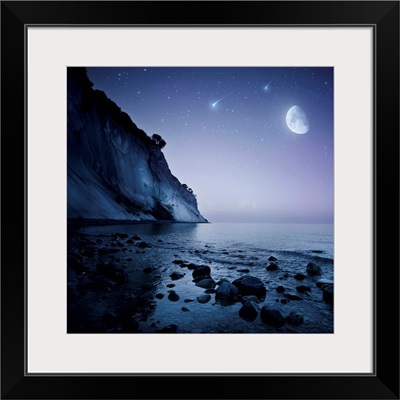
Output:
[86,67,333,223]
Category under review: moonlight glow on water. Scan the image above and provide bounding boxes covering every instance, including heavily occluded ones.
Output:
[86,67,333,223]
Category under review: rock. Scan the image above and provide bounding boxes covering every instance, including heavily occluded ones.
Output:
[296,285,311,293]
[215,282,240,304]
[121,318,140,333]
[184,299,194,303]
[322,285,334,304]
[195,278,216,289]
[172,259,184,265]
[192,276,208,283]
[276,285,285,293]
[294,273,306,280]
[186,263,197,270]
[103,311,117,322]
[70,251,83,262]
[116,241,124,247]
[166,283,175,288]
[306,262,322,276]
[167,291,180,301]
[239,301,259,322]
[280,299,288,304]
[205,289,216,294]
[311,250,323,253]
[170,272,185,280]
[67,255,88,273]
[132,235,142,241]
[143,267,153,274]
[96,262,128,284]
[115,233,128,239]
[141,283,153,291]
[137,241,151,249]
[268,256,278,261]
[156,324,177,333]
[287,312,304,326]
[197,294,211,304]
[82,249,96,257]
[217,278,230,285]
[192,265,211,279]
[266,262,279,271]
[181,307,190,312]
[260,307,286,327]
[87,275,116,292]
[285,293,303,301]
[232,275,266,300]
[241,295,259,304]
[316,279,334,288]
[155,293,164,299]
[238,268,250,273]
[126,239,134,244]
[98,247,119,255]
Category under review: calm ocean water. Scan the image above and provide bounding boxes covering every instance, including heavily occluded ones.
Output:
[70,222,334,333]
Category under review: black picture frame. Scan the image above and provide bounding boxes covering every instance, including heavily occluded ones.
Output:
[1,1,399,399]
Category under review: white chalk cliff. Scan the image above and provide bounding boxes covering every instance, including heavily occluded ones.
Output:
[67,68,207,222]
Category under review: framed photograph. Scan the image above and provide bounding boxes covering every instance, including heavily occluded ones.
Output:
[2,1,399,399]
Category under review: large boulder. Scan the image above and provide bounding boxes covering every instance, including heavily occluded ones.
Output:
[239,301,259,322]
[306,262,322,276]
[215,282,239,304]
[232,275,266,300]
[195,278,216,289]
[260,307,286,327]
[192,265,211,279]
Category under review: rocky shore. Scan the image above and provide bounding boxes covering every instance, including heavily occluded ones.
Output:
[68,226,334,333]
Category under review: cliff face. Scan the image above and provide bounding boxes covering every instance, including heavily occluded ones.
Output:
[67,68,207,222]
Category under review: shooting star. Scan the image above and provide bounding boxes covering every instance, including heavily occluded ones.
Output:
[264,79,274,92]
[212,92,234,108]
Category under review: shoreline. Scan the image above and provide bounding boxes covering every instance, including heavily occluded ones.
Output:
[67,218,210,227]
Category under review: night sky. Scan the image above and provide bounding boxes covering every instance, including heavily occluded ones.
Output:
[86,67,333,224]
